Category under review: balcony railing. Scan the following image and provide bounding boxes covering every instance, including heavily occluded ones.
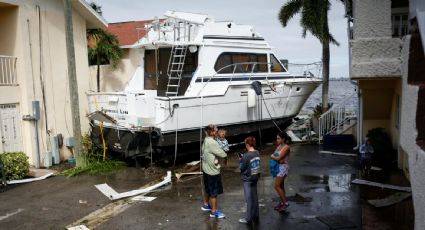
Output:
[0,55,18,86]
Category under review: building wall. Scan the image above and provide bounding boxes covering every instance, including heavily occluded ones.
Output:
[89,48,142,92]
[0,0,96,164]
[400,35,425,230]
[351,0,402,79]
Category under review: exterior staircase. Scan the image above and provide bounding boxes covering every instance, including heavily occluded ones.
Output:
[318,91,357,143]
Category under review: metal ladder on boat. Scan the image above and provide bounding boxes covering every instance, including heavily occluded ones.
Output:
[166,45,188,96]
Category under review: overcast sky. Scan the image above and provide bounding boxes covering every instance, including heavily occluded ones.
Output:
[93,0,349,78]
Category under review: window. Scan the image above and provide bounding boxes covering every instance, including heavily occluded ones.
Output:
[270,54,286,72]
[214,53,233,73]
[392,13,408,37]
[214,53,268,74]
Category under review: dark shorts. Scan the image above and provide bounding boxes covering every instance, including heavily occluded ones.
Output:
[203,172,223,197]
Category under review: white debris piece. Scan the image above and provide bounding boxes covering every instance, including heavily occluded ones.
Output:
[7,172,54,184]
[367,192,411,207]
[130,196,157,202]
[351,179,412,192]
[175,171,202,181]
[186,160,200,166]
[95,171,172,200]
[0,209,24,221]
[67,225,90,230]
[319,151,357,157]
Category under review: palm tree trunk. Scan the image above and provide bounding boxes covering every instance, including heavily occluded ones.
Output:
[96,54,100,92]
[96,64,100,92]
[322,42,330,111]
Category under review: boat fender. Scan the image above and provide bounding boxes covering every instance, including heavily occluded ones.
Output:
[251,81,262,95]
[247,90,256,108]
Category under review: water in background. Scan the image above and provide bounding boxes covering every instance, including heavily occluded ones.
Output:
[300,79,358,114]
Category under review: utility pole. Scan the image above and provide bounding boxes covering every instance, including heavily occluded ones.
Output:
[63,0,82,166]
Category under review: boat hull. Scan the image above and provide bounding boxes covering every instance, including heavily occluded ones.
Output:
[90,116,293,158]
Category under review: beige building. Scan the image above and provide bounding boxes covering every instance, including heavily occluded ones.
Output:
[351,0,425,228]
[0,0,106,166]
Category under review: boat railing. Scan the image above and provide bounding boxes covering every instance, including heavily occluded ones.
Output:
[208,61,317,81]
[0,55,18,86]
[318,91,357,143]
[196,61,318,96]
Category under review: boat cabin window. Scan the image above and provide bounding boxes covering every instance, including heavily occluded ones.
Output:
[270,54,287,72]
[214,52,268,74]
[144,48,198,96]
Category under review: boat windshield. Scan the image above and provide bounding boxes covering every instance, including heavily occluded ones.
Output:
[270,54,287,72]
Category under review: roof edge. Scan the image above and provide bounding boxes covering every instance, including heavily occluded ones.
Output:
[72,0,108,29]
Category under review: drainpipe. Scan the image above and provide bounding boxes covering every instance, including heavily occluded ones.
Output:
[23,101,41,168]
[354,88,362,150]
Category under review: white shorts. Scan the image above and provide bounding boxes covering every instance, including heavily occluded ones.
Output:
[277,164,289,177]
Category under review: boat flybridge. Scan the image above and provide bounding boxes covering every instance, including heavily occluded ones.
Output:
[87,11,321,159]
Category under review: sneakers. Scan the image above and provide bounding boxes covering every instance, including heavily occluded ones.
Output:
[278,202,289,212]
[274,202,289,211]
[238,218,248,224]
[201,203,212,211]
[210,210,226,219]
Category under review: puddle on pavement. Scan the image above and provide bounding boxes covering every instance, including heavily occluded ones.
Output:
[297,174,356,193]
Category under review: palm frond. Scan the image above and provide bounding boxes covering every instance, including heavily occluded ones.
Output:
[278,0,302,27]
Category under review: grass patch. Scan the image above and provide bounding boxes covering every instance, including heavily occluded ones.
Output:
[59,158,125,177]
[59,134,125,177]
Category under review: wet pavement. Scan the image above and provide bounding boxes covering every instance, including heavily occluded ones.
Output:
[0,144,362,229]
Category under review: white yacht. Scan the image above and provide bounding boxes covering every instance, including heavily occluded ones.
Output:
[87,11,321,158]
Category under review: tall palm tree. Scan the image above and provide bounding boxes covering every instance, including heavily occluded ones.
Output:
[87,29,122,92]
[279,0,339,112]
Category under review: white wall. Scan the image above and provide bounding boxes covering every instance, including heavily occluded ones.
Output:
[400,35,425,230]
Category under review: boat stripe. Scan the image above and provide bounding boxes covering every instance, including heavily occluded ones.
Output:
[195,76,309,82]
[203,35,265,41]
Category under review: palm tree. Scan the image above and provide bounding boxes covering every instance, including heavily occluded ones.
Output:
[278,0,339,112]
[87,2,122,92]
[87,29,122,92]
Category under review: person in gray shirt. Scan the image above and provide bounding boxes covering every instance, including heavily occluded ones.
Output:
[238,136,260,224]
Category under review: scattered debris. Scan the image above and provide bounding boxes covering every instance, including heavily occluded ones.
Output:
[69,174,170,229]
[175,172,202,181]
[319,151,357,157]
[0,208,24,221]
[67,199,132,229]
[95,171,171,200]
[186,161,200,166]
[67,225,90,230]
[7,172,54,185]
[79,200,87,204]
[351,179,412,192]
[367,192,412,208]
[130,196,157,202]
[316,215,357,229]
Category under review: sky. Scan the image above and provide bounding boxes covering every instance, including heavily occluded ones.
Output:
[93,0,349,78]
